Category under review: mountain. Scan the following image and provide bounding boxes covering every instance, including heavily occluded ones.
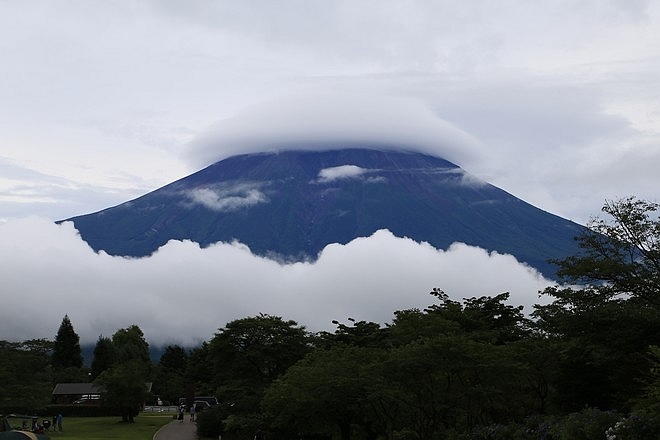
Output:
[63,148,585,278]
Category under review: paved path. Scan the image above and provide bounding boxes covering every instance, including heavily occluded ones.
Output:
[153,419,198,440]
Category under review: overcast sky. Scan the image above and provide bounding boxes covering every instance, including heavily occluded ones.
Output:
[1,1,659,346]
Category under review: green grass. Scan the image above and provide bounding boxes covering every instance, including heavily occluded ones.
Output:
[44,414,174,440]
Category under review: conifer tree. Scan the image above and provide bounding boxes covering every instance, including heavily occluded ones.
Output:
[52,314,83,370]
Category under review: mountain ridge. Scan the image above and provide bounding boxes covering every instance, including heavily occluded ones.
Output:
[63,148,585,278]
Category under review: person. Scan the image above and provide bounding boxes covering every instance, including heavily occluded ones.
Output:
[190,404,196,422]
[178,404,185,423]
[52,415,57,431]
[56,413,63,431]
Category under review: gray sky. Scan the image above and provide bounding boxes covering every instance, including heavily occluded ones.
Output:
[1,1,659,346]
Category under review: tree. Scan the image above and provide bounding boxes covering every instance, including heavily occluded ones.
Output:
[263,292,538,440]
[0,339,53,410]
[95,361,149,422]
[263,345,383,440]
[90,336,116,380]
[554,197,660,304]
[535,198,660,411]
[159,345,188,371]
[185,342,215,397]
[111,325,151,378]
[418,288,531,344]
[533,287,660,411]
[94,325,152,423]
[320,318,387,348]
[153,345,188,405]
[208,314,311,436]
[210,314,310,384]
[52,315,83,370]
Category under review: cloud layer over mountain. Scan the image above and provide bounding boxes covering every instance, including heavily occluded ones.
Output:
[186,92,484,168]
[0,217,551,346]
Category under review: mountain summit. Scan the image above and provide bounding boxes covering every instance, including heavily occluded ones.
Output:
[63,148,584,277]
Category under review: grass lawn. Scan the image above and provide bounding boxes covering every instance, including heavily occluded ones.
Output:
[44,414,174,440]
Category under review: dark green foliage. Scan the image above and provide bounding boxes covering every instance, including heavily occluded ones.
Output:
[0,339,52,411]
[90,336,115,380]
[94,325,151,423]
[94,361,148,422]
[185,342,215,396]
[554,197,660,304]
[196,405,224,438]
[52,315,83,370]
[321,318,388,348]
[263,294,538,440]
[111,325,151,377]
[207,314,311,437]
[554,407,620,440]
[152,345,188,405]
[531,197,660,414]
[262,345,382,440]
[159,345,188,370]
[210,314,310,384]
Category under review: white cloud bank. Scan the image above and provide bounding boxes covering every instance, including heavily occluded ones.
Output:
[186,91,485,168]
[0,217,553,347]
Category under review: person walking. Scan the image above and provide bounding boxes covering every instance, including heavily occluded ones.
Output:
[189,404,196,422]
[56,413,63,431]
[178,404,185,423]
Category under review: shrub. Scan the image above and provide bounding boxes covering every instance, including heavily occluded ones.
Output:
[605,411,660,440]
[553,407,620,440]
[196,405,224,438]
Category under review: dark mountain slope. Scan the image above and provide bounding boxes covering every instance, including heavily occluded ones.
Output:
[63,148,584,277]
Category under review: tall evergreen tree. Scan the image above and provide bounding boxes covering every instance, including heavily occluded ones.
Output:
[52,314,83,370]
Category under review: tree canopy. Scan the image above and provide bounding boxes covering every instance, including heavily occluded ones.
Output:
[554,196,660,304]
[94,325,152,422]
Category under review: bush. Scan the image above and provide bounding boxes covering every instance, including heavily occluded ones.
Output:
[605,412,660,440]
[553,408,620,440]
[196,405,224,438]
[469,416,555,440]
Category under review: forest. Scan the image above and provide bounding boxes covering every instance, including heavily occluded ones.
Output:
[1,197,659,440]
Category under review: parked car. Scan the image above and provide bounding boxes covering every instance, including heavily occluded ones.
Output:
[178,395,219,411]
[73,395,101,405]
[194,401,211,412]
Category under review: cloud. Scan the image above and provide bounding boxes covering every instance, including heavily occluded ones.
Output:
[0,217,553,347]
[185,183,268,212]
[316,165,369,183]
[186,90,484,168]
